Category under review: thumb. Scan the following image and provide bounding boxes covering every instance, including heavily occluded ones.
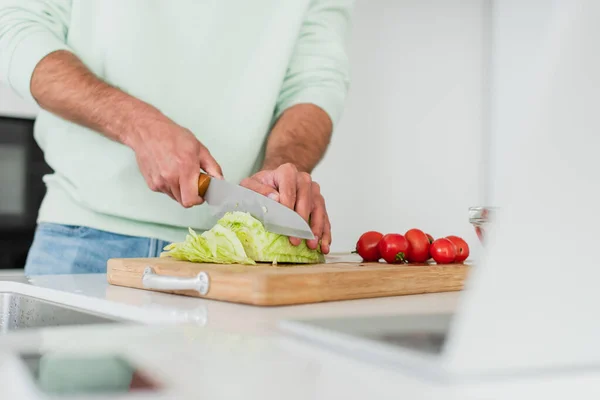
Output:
[200,150,224,179]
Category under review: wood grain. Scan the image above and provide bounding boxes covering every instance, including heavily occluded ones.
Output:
[107,257,471,306]
[197,173,211,197]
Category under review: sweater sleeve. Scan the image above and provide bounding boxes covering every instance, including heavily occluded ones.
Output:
[0,0,72,104]
[274,0,354,129]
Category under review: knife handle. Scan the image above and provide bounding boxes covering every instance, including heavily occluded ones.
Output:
[198,172,211,197]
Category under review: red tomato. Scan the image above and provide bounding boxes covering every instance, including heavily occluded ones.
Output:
[430,238,456,264]
[404,228,430,263]
[426,234,434,260]
[445,235,469,263]
[378,234,410,264]
[354,231,384,262]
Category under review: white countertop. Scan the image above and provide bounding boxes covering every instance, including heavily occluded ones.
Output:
[1,271,599,400]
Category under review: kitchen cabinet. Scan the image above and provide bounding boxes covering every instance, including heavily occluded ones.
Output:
[0,116,49,269]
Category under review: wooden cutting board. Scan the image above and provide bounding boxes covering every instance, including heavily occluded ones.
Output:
[107,254,471,306]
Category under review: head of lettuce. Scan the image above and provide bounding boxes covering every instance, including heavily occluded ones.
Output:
[160,211,325,265]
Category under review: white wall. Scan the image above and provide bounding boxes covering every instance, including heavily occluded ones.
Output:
[313,0,489,258]
[0,83,39,119]
[487,0,556,204]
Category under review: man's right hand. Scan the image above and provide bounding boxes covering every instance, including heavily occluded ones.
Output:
[29,50,223,209]
[125,115,223,208]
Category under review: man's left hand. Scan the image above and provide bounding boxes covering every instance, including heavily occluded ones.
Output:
[240,163,331,254]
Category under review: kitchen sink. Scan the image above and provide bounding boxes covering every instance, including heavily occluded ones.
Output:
[0,292,119,333]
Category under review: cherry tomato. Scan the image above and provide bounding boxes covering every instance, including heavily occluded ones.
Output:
[405,228,430,263]
[426,234,434,260]
[354,231,384,262]
[378,233,410,264]
[430,238,456,264]
[445,235,469,263]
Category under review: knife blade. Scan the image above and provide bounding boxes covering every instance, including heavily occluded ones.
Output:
[198,173,315,240]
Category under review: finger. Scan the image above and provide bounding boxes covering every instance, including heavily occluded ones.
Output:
[153,178,177,202]
[169,178,184,205]
[321,220,332,254]
[180,167,204,208]
[148,172,179,203]
[326,215,332,246]
[273,164,297,210]
[290,173,313,246]
[160,183,179,203]
[159,165,184,205]
[307,194,326,250]
[295,173,313,223]
[320,196,332,254]
[200,148,224,179]
[240,178,279,201]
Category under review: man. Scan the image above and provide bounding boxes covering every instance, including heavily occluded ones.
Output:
[0,1,352,274]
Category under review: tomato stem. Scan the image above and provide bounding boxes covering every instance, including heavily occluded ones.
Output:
[395,252,407,263]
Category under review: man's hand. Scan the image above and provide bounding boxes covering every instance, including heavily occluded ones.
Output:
[241,163,331,254]
[240,103,335,254]
[29,50,223,208]
[124,114,223,207]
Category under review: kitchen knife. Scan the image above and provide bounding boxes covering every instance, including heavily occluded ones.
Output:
[198,172,315,240]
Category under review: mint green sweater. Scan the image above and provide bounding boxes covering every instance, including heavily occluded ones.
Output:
[0,1,351,243]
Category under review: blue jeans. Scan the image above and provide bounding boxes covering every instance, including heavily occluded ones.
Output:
[24,223,171,275]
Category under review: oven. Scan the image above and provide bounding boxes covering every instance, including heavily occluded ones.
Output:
[0,116,51,269]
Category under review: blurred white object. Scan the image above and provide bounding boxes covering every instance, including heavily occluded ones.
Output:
[445,0,600,375]
[281,0,600,380]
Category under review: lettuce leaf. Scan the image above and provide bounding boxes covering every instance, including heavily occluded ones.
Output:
[161,211,324,265]
[161,224,255,265]
[216,211,325,264]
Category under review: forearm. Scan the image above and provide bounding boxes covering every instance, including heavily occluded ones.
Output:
[30,50,164,147]
[262,104,333,173]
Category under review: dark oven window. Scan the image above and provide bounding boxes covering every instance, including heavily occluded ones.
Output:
[0,116,52,270]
